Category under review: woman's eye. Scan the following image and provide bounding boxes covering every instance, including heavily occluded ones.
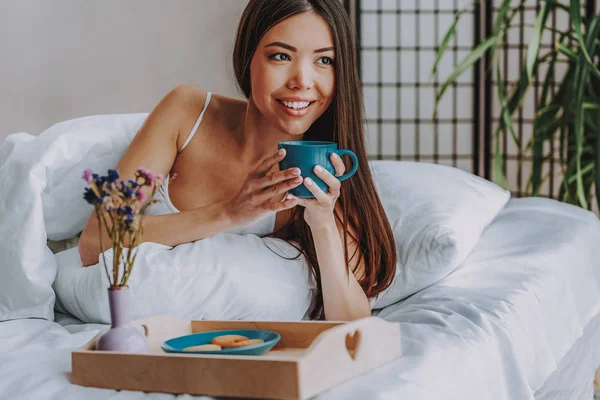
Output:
[270,53,290,61]
[317,56,334,66]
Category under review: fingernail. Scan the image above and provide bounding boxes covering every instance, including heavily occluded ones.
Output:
[278,149,285,155]
[287,194,294,201]
[305,178,313,186]
[314,165,323,173]
[293,168,301,175]
[332,153,339,159]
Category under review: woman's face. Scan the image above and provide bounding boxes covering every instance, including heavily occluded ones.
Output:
[249,11,336,136]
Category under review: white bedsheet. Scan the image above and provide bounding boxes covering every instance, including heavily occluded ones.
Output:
[375,196,600,393]
[0,197,598,400]
[534,310,600,400]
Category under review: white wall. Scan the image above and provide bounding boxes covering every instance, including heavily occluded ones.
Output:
[0,0,248,142]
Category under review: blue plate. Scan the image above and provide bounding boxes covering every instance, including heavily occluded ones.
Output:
[161,329,281,356]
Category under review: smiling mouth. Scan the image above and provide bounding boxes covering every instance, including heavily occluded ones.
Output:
[277,100,315,110]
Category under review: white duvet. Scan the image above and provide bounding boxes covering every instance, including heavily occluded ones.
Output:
[1,197,599,400]
[0,113,510,323]
[2,113,600,399]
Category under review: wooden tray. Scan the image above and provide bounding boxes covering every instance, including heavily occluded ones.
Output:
[72,314,402,400]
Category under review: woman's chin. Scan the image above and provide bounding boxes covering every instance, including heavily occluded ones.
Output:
[276,119,314,137]
[280,128,308,139]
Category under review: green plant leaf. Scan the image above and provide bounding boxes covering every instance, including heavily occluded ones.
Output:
[542,0,571,13]
[531,115,562,142]
[536,104,561,118]
[569,13,600,209]
[434,36,498,119]
[494,65,532,151]
[490,0,529,68]
[532,120,544,196]
[556,42,578,62]
[531,115,563,194]
[596,120,600,211]
[541,25,577,42]
[493,0,511,34]
[567,162,595,184]
[431,10,464,79]
[574,102,588,208]
[496,61,520,148]
[583,102,600,111]
[493,128,508,189]
[583,15,600,210]
[492,19,562,147]
[530,38,564,195]
[570,0,600,81]
[489,0,512,64]
[526,2,549,81]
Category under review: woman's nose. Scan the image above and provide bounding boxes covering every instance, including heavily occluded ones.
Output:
[287,62,314,90]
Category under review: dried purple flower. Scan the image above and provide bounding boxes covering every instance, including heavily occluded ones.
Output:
[107,169,120,183]
[81,167,163,288]
[136,190,146,203]
[83,188,99,204]
[83,169,93,183]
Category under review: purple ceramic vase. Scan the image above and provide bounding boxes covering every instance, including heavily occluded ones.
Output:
[95,286,151,354]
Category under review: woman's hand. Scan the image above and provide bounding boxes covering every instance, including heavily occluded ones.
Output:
[287,153,345,230]
[226,149,303,228]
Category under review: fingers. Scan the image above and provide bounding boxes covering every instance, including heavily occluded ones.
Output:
[312,165,341,197]
[269,193,298,211]
[255,149,286,178]
[288,194,308,208]
[330,153,346,177]
[259,175,303,203]
[258,167,301,191]
[302,176,331,203]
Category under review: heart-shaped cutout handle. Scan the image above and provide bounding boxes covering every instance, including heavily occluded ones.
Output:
[345,330,361,360]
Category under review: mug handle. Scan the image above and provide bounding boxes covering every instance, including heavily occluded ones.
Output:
[335,149,359,182]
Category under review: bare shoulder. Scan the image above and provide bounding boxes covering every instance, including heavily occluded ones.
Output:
[168,84,209,114]
[169,86,246,146]
[170,85,245,120]
[165,85,207,140]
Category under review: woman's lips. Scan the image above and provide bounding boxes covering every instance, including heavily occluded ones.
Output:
[276,99,315,117]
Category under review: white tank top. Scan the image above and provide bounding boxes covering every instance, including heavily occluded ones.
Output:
[143,92,277,236]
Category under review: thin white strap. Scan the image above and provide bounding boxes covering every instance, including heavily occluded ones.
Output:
[179,92,212,153]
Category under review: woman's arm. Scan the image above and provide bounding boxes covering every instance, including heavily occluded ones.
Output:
[79,84,301,267]
[78,200,235,266]
[78,85,232,266]
[286,152,371,321]
[311,217,371,321]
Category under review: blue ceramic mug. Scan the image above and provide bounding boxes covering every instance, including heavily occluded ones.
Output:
[278,141,359,198]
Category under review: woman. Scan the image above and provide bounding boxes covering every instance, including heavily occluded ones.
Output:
[78,0,396,321]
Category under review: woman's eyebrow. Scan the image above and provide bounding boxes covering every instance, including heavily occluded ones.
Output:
[314,46,335,53]
[265,41,334,53]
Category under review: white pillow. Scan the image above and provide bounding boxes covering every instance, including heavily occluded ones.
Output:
[0,113,147,321]
[369,161,510,309]
[53,236,314,323]
[54,160,510,320]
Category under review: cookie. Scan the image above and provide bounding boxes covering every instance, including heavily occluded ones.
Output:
[183,343,222,351]
[228,338,264,348]
[210,334,249,348]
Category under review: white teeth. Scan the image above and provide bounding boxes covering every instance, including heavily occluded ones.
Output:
[281,100,311,110]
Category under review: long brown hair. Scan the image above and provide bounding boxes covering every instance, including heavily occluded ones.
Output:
[233,0,396,320]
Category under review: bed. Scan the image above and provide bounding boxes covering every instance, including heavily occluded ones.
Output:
[0,195,599,400]
[2,2,599,398]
